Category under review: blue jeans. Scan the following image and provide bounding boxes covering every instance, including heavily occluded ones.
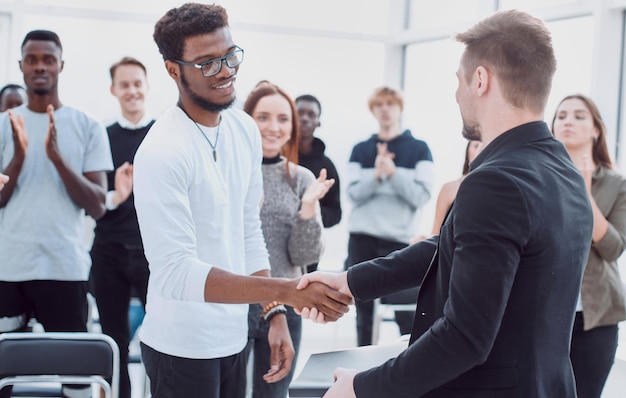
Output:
[570,311,619,398]
[246,304,302,398]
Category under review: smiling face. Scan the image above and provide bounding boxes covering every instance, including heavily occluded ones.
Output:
[552,98,598,154]
[20,40,63,96]
[252,93,293,158]
[174,27,239,113]
[110,64,148,119]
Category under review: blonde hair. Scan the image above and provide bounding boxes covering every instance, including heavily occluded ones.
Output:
[367,86,404,112]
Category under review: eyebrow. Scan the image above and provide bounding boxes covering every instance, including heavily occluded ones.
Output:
[190,45,238,63]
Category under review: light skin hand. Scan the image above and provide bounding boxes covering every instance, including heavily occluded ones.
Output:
[8,110,28,159]
[112,161,134,206]
[579,155,609,242]
[300,168,335,219]
[296,271,353,323]
[323,368,358,398]
[374,142,396,180]
[263,314,295,383]
[0,173,8,191]
[45,104,62,164]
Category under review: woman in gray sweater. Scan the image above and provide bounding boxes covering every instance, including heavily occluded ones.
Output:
[243,81,334,398]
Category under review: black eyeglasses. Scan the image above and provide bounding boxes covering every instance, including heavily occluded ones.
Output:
[174,47,244,77]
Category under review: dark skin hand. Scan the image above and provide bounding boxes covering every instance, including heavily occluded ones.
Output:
[43,104,107,219]
[0,111,28,207]
[204,267,352,321]
[202,268,350,383]
[0,105,106,218]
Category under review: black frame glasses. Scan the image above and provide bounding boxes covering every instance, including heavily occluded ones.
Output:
[174,47,244,77]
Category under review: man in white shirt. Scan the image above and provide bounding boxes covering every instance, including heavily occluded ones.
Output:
[134,4,351,397]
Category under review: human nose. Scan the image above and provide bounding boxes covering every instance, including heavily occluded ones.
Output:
[215,59,235,77]
[268,117,280,132]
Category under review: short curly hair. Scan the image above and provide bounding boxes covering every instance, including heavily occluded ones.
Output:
[153,3,229,61]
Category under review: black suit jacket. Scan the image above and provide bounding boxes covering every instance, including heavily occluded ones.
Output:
[348,122,593,398]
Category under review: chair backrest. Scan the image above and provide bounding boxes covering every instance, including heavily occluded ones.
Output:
[0,332,120,398]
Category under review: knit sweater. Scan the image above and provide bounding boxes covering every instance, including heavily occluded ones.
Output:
[261,158,323,278]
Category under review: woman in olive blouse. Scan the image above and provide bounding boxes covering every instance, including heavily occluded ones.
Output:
[552,94,626,398]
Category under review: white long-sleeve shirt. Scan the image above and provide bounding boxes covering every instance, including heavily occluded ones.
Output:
[133,106,269,359]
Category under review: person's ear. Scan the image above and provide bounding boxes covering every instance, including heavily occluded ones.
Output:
[59,60,64,73]
[165,60,180,82]
[475,66,490,97]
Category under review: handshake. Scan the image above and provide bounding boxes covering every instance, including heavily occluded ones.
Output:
[285,271,353,323]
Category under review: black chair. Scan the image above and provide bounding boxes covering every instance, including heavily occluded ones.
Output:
[0,332,120,398]
[372,287,418,344]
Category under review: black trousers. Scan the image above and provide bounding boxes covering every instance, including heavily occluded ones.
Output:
[345,233,414,346]
[141,343,247,398]
[0,280,88,398]
[570,311,619,398]
[90,239,149,398]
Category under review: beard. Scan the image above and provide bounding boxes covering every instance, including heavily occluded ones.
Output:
[462,119,481,141]
[180,68,235,113]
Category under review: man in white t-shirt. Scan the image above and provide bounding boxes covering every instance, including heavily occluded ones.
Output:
[0,29,112,398]
[134,4,351,398]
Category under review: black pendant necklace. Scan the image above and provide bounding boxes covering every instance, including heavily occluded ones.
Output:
[178,103,221,161]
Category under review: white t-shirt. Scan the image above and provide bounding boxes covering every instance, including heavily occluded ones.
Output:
[133,106,269,359]
[0,105,113,281]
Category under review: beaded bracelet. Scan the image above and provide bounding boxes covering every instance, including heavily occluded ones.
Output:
[260,300,283,318]
[263,305,287,322]
[261,301,287,321]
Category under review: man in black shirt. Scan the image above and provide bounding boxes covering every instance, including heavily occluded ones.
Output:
[296,94,341,272]
[90,56,155,398]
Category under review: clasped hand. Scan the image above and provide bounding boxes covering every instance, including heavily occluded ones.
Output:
[294,271,353,324]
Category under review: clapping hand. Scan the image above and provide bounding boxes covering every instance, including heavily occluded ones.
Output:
[44,104,62,164]
[111,162,134,206]
[300,168,335,220]
[375,142,396,180]
[8,109,28,159]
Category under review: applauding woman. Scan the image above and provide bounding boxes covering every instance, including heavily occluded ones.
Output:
[552,94,626,398]
[244,81,334,398]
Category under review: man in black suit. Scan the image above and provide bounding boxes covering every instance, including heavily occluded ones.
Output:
[298,9,593,398]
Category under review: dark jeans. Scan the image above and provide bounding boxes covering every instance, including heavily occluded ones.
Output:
[90,239,149,398]
[141,342,247,398]
[345,233,414,346]
[570,312,619,398]
[246,304,302,398]
[0,280,88,398]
